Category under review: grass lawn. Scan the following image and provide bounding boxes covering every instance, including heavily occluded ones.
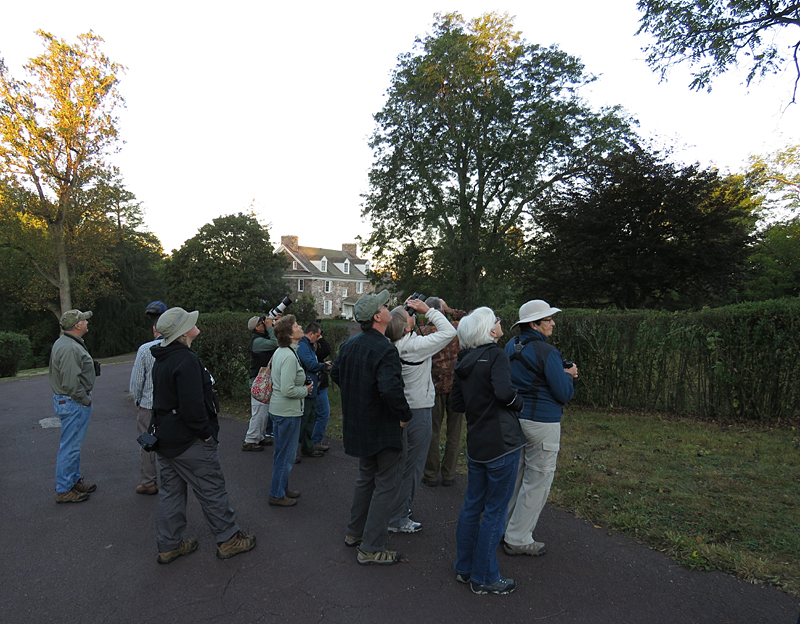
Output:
[225,389,800,596]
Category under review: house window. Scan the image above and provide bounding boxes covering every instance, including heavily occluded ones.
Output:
[298,279,304,292]
[342,289,348,297]
[320,259,328,272]
[292,260,298,270]
[356,282,364,294]
[343,260,350,274]
[325,280,332,293]
[323,300,332,315]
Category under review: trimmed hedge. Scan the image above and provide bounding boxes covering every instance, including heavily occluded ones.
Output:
[0,332,34,378]
[551,299,800,420]
[191,312,252,398]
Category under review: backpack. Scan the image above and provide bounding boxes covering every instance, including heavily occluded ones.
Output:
[251,355,275,404]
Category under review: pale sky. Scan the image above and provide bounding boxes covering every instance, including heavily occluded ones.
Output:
[2,1,798,255]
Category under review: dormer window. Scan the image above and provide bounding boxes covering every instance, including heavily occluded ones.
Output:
[292,261,298,270]
[343,260,350,274]
[320,259,328,272]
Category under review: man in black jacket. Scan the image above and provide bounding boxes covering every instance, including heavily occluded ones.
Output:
[331,290,412,566]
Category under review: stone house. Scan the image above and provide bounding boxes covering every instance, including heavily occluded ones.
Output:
[277,235,374,319]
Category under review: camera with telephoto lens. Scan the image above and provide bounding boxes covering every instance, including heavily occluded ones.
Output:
[404,293,426,315]
[563,360,574,369]
[267,296,292,319]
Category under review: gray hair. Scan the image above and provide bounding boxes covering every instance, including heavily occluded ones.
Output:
[426,297,442,311]
[385,306,409,343]
[456,307,496,349]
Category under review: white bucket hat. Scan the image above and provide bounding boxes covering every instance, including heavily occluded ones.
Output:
[514,300,561,326]
[157,307,200,346]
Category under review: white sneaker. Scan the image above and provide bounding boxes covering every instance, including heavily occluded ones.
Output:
[388,519,422,533]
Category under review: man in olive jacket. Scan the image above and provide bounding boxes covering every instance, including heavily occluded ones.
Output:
[49,309,97,504]
[331,289,412,566]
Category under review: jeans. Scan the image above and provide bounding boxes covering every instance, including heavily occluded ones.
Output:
[312,387,330,444]
[454,450,520,586]
[269,414,302,498]
[53,395,92,493]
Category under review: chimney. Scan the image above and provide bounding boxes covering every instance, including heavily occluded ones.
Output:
[341,243,357,257]
[281,235,299,251]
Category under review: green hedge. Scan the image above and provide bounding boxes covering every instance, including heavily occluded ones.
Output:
[192,312,252,398]
[0,332,34,378]
[551,299,800,420]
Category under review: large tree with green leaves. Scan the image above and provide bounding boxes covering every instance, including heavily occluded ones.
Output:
[531,145,760,309]
[740,217,800,300]
[0,31,124,317]
[161,213,288,313]
[362,12,630,307]
[637,1,800,98]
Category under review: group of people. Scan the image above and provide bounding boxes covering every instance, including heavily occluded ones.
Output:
[47,290,577,592]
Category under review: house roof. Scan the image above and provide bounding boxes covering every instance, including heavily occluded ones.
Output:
[280,244,369,281]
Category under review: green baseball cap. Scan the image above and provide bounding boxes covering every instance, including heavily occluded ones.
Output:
[60,309,93,330]
[354,289,390,322]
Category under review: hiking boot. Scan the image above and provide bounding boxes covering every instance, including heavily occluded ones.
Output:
[258,436,274,446]
[269,495,297,507]
[242,442,264,452]
[73,478,97,493]
[285,490,301,499]
[455,573,471,584]
[216,531,256,560]
[356,547,403,566]
[441,479,455,487]
[55,487,90,504]
[135,484,158,495]
[388,519,422,533]
[301,450,324,458]
[157,539,198,564]
[421,477,439,487]
[470,577,516,595]
[313,443,330,452]
[344,535,362,547]
[503,540,547,556]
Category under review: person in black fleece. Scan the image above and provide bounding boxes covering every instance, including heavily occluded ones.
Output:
[450,307,526,596]
[150,307,256,564]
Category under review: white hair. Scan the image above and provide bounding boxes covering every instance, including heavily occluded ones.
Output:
[456,307,496,349]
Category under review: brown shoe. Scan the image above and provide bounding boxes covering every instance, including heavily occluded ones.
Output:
[242,442,265,452]
[301,450,324,458]
[269,495,297,507]
[73,477,97,493]
[216,531,256,560]
[136,484,158,495]
[56,487,90,504]
[157,539,198,564]
[258,436,274,446]
[313,443,330,452]
[285,490,301,498]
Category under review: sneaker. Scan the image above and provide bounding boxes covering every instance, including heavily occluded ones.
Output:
[258,436,274,447]
[216,531,256,560]
[356,547,403,566]
[455,573,470,584]
[73,478,97,493]
[157,539,198,564]
[285,490,301,499]
[301,450,324,458]
[242,442,264,452]
[268,495,297,507]
[344,535,362,547]
[421,478,439,487]
[388,519,422,533]
[55,487,90,504]
[313,443,330,452]
[135,484,158,495]
[471,577,516,595]
[503,540,547,556]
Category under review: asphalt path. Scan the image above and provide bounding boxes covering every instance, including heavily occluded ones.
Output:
[1,356,798,624]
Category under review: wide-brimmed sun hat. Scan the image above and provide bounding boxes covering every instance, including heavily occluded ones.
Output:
[514,300,561,326]
[157,307,199,346]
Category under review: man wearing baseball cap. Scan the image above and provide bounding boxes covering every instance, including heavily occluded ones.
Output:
[331,289,413,566]
[49,309,97,503]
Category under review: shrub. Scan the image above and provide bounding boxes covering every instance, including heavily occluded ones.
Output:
[0,332,34,377]
[320,320,353,358]
[191,312,251,397]
[293,293,318,327]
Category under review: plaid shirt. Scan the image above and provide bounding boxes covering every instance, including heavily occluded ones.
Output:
[419,308,465,395]
[331,328,412,458]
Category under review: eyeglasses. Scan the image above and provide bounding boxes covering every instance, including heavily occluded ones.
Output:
[539,317,554,324]
[495,317,501,324]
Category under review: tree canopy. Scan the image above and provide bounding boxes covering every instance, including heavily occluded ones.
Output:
[161,213,288,313]
[637,1,800,98]
[362,12,631,308]
[532,145,760,309]
[0,30,125,316]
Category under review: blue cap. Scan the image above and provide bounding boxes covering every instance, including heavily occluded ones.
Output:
[145,301,167,315]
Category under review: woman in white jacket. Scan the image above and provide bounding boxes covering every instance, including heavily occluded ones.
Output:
[384,297,456,533]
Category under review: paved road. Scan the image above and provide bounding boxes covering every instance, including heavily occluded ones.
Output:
[1,357,798,624]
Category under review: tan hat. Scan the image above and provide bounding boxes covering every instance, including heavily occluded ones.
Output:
[514,300,561,326]
[247,316,262,331]
[157,307,199,346]
[60,309,92,330]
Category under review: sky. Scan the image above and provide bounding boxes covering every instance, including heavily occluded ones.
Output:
[2,1,798,256]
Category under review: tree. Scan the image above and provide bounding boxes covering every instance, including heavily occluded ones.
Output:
[162,213,288,313]
[362,12,630,308]
[750,144,800,218]
[740,217,800,300]
[637,1,800,98]
[532,145,760,309]
[0,31,124,317]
